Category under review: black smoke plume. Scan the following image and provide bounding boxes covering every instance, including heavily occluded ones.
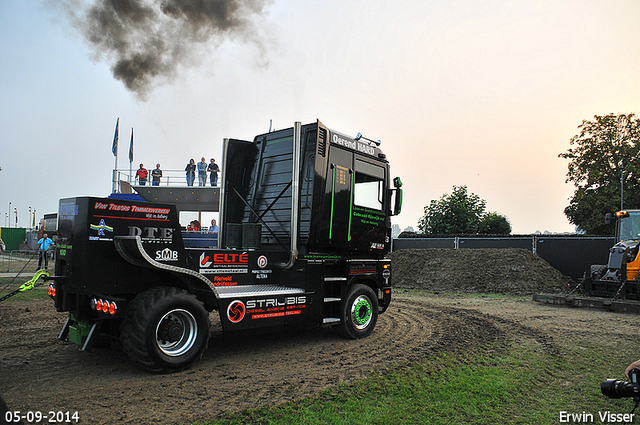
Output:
[61,0,272,99]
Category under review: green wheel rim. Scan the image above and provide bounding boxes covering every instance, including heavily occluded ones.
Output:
[350,295,372,330]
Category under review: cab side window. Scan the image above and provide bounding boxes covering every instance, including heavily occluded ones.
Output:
[354,159,384,211]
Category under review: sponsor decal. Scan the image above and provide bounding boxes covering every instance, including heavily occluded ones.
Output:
[245,296,307,319]
[90,219,113,236]
[59,202,79,218]
[155,248,178,261]
[128,226,173,243]
[370,242,385,250]
[94,201,170,217]
[200,253,212,267]
[350,263,377,274]
[352,205,386,226]
[249,304,306,319]
[257,255,268,269]
[212,275,238,287]
[246,296,306,309]
[199,252,249,274]
[227,300,246,323]
[252,269,272,280]
[331,134,376,155]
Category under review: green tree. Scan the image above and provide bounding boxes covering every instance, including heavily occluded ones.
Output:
[559,113,640,234]
[480,212,512,235]
[418,185,483,234]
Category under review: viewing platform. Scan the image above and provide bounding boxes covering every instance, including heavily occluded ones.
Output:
[112,168,220,213]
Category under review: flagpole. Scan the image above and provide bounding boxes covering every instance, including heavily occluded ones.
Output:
[112,118,120,193]
[129,128,134,184]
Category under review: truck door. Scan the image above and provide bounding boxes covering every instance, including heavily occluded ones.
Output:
[350,158,388,253]
[321,147,353,251]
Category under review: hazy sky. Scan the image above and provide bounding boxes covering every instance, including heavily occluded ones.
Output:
[2,0,640,234]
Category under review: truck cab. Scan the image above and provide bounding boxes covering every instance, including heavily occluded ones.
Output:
[49,120,402,372]
[581,210,640,299]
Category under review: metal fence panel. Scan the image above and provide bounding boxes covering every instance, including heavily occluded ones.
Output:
[459,237,533,250]
[535,237,614,282]
[392,236,616,282]
[393,238,455,250]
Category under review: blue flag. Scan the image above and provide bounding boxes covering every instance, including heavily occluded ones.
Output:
[129,128,134,163]
[112,118,119,156]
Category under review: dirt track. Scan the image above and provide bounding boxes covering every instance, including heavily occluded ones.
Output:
[3,291,640,425]
[1,249,637,424]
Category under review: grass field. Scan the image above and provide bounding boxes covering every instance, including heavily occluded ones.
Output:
[200,345,635,425]
[198,306,637,425]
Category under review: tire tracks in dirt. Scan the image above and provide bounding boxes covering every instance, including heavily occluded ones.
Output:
[1,294,563,424]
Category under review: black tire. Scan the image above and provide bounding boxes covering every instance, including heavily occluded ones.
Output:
[590,264,607,280]
[334,284,378,339]
[120,287,210,373]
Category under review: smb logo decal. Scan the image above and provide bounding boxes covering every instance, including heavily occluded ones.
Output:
[155,248,178,261]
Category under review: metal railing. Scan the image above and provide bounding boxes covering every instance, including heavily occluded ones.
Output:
[114,168,221,190]
[0,250,50,274]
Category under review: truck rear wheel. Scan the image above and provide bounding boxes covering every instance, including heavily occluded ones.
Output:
[121,286,210,373]
[335,284,378,339]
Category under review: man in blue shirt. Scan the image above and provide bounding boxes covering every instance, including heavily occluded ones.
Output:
[197,157,208,186]
[38,233,54,270]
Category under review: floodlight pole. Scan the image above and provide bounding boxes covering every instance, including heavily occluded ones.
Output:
[621,160,625,211]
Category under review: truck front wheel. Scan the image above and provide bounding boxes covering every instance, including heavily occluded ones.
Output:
[335,284,378,339]
[121,286,210,373]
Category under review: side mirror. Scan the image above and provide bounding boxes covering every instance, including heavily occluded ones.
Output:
[605,213,613,225]
[391,177,403,216]
[393,188,403,216]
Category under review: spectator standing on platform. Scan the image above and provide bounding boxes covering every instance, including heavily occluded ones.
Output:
[208,219,219,233]
[207,158,220,186]
[135,164,148,185]
[37,233,54,269]
[185,159,196,186]
[197,157,207,186]
[151,163,163,186]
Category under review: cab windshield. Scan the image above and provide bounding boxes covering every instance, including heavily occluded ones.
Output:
[618,211,640,242]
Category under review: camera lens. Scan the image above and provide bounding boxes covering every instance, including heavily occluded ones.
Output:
[601,379,638,399]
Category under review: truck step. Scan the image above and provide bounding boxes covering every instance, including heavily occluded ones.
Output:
[324,277,347,282]
[215,285,305,299]
[323,317,340,324]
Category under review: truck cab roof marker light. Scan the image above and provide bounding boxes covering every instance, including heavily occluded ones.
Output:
[355,132,381,146]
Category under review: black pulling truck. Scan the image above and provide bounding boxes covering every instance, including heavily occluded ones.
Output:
[48,120,403,372]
